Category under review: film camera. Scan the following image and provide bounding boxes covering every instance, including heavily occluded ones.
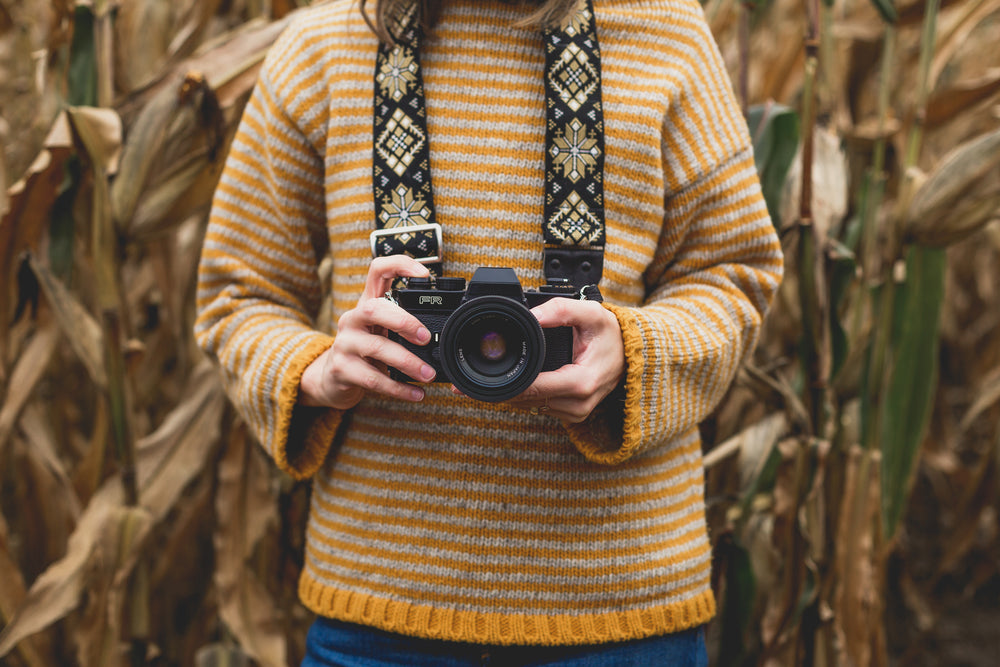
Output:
[387,267,598,402]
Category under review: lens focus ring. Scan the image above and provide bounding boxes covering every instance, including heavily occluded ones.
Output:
[439,296,545,402]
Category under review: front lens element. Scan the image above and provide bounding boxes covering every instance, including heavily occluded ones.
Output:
[457,315,524,379]
[479,331,506,362]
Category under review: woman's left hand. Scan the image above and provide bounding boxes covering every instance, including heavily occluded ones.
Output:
[509,298,625,423]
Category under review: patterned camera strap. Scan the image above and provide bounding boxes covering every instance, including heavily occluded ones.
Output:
[372,0,605,287]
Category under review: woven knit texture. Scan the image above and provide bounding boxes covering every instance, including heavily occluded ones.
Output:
[195,0,783,647]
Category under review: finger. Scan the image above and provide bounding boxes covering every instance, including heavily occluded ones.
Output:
[363,255,430,300]
[511,365,597,403]
[530,296,598,329]
[338,356,428,402]
[340,297,432,346]
[337,330,437,383]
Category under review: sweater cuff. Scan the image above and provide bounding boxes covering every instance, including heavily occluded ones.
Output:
[273,333,343,480]
[563,302,647,465]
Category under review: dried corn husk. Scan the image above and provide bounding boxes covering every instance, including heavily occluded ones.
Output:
[904,129,1000,247]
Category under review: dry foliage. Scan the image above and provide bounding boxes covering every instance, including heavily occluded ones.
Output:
[0,0,998,666]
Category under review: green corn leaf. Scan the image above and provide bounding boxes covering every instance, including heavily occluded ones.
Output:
[48,158,82,281]
[717,540,756,667]
[748,103,800,229]
[880,246,945,540]
[869,0,898,24]
[828,239,857,383]
[68,7,98,107]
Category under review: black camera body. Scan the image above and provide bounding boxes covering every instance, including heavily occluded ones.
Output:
[388,267,591,402]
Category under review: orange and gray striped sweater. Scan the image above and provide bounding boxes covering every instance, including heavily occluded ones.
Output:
[195,0,782,647]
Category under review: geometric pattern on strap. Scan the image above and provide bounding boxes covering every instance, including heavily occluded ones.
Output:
[372,0,605,282]
[543,0,605,249]
[372,3,442,276]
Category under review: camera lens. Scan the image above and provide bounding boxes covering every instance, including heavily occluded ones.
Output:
[439,297,545,402]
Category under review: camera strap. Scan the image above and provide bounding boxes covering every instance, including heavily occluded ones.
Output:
[371,0,606,289]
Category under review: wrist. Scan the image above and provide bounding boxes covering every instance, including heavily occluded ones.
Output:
[298,354,327,407]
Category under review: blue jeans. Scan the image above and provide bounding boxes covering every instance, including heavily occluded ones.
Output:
[302,616,708,666]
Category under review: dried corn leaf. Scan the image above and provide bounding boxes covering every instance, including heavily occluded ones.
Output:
[108,4,322,230]
[109,3,335,239]
[780,127,849,240]
[927,0,1000,90]
[163,0,229,66]
[114,0,182,92]
[74,506,152,667]
[0,514,27,622]
[927,68,1000,127]
[0,362,224,657]
[0,140,7,221]
[0,321,58,453]
[134,361,226,517]
[0,513,52,667]
[64,107,122,309]
[18,402,83,519]
[934,436,999,575]
[28,256,106,389]
[215,423,286,667]
[904,129,1000,247]
[64,107,121,174]
[0,497,122,659]
[704,412,788,477]
[195,644,252,667]
[0,114,73,340]
[960,366,1000,431]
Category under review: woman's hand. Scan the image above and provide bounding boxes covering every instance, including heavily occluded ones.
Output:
[507,298,625,423]
[299,256,437,410]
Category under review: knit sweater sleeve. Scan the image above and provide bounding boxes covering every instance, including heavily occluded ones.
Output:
[194,25,341,480]
[565,10,784,464]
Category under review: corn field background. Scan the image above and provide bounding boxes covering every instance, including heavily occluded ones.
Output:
[0,0,998,665]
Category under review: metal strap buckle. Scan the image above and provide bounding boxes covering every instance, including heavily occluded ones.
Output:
[369,223,443,264]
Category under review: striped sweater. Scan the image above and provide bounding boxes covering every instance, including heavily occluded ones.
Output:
[195,0,783,647]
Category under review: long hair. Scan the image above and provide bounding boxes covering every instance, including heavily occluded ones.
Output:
[359,0,583,43]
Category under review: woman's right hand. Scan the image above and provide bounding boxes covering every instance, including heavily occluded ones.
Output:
[298,255,437,410]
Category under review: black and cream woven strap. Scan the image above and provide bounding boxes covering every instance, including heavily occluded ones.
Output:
[542,0,606,286]
[371,0,605,287]
[371,3,443,277]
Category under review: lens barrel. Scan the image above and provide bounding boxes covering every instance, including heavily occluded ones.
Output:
[439,296,545,402]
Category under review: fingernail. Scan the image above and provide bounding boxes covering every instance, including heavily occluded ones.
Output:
[420,365,436,381]
[417,327,431,343]
[409,388,424,401]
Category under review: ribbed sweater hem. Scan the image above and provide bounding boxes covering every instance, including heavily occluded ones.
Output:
[298,571,716,646]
